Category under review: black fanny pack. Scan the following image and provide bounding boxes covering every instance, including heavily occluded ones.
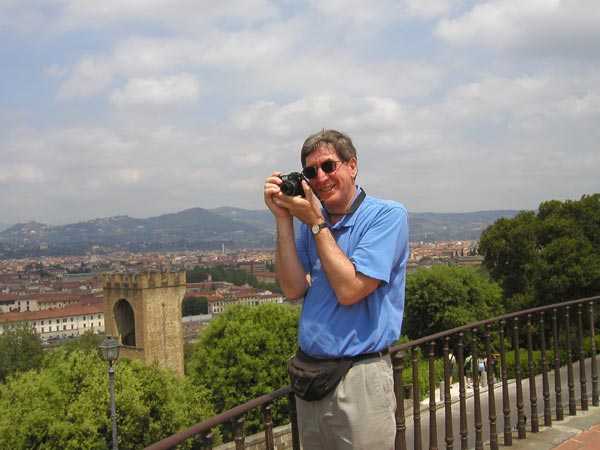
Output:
[287,349,353,401]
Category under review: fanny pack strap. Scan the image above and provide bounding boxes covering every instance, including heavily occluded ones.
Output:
[298,347,389,363]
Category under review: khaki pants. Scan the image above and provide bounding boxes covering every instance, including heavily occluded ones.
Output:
[296,354,396,450]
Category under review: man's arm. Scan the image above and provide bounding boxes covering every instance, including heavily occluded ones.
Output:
[274,216,310,300]
[312,228,381,306]
[264,173,309,300]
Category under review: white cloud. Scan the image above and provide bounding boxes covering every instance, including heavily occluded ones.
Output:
[109,73,201,109]
[112,37,194,74]
[42,64,69,78]
[231,95,372,136]
[309,0,404,29]
[405,0,465,18]
[56,56,114,99]
[0,165,45,183]
[435,0,600,59]
[1,0,279,33]
[111,168,142,185]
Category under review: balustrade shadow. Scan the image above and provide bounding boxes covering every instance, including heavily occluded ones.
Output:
[145,295,600,450]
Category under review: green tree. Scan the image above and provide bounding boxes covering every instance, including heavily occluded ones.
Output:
[186,266,210,283]
[182,296,208,316]
[0,321,44,383]
[479,194,600,310]
[478,211,540,305]
[403,265,504,342]
[186,264,282,293]
[187,303,300,437]
[61,330,105,354]
[0,348,215,450]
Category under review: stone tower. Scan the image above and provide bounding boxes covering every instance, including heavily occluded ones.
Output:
[102,271,186,377]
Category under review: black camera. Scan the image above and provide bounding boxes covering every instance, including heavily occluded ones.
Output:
[280,172,308,197]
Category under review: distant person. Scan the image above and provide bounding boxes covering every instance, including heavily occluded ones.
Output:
[448,350,457,387]
[477,357,487,386]
[264,129,409,449]
[465,355,473,388]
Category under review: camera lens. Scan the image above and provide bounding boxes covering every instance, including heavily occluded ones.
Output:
[279,172,306,197]
[281,180,299,196]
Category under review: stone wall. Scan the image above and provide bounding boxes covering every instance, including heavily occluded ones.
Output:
[214,424,294,450]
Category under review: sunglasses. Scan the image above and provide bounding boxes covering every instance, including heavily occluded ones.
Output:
[302,160,343,179]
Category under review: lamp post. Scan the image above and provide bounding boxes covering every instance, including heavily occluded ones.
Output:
[99,335,120,450]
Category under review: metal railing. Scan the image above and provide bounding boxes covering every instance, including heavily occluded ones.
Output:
[145,295,600,450]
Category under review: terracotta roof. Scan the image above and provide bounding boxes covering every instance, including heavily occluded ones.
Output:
[9,293,80,302]
[0,304,104,323]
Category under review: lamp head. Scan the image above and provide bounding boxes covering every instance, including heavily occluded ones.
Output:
[98,335,120,363]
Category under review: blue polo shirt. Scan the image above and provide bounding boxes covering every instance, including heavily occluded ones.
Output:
[295,188,409,358]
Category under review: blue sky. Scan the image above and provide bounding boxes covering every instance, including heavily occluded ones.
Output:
[1,0,599,225]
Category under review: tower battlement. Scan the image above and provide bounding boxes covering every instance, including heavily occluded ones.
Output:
[102,271,186,290]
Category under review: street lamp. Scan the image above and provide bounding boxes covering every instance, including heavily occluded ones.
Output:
[99,335,120,450]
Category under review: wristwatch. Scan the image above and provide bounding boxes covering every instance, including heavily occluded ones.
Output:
[311,222,327,235]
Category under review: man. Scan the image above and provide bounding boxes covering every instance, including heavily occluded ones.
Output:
[263,129,409,449]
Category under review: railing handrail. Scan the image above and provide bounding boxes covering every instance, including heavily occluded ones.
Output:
[391,295,600,353]
[144,386,292,450]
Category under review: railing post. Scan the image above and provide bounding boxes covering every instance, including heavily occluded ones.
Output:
[499,320,512,446]
[566,306,577,415]
[526,314,539,433]
[513,317,526,439]
[443,338,454,450]
[393,350,407,450]
[428,341,438,450]
[458,332,468,450]
[412,346,422,450]
[590,301,599,406]
[471,330,483,450]
[288,392,301,450]
[233,416,245,450]
[202,431,214,450]
[263,404,274,450]
[552,308,564,420]
[485,324,498,450]
[539,311,552,426]
[578,303,589,410]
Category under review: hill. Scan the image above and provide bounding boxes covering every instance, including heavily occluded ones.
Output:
[408,210,519,241]
[0,207,520,258]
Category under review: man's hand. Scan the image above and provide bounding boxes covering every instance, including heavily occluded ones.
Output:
[264,174,324,227]
[278,179,324,226]
[264,172,292,220]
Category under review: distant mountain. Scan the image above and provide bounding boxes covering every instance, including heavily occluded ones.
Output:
[210,207,275,230]
[0,208,273,257]
[0,207,521,258]
[408,210,520,242]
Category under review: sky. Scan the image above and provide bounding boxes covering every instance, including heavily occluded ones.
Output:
[1,0,599,226]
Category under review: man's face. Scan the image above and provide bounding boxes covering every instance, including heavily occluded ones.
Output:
[303,143,357,213]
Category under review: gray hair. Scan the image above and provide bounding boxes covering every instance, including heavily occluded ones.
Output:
[300,129,357,167]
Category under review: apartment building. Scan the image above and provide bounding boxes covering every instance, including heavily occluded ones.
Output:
[207,291,284,315]
[0,303,104,341]
[0,293,82,313]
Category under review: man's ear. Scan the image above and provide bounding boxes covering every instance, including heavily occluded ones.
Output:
[348,157,358,179]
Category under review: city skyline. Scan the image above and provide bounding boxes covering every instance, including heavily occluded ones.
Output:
[1,1,599,225]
